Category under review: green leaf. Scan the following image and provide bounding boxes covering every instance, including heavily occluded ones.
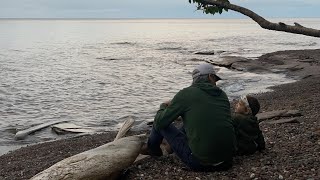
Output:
[214,6,220,13]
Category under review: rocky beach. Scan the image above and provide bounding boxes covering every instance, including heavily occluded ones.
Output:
[1,49,320,180]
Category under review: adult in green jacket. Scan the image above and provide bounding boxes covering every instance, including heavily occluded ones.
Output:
[141,63,236,171]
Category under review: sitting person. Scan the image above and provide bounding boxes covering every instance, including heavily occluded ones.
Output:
[141,63,236,171]
[232,95,266,155]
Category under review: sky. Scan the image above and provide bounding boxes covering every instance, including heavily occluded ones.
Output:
[0,0,319,18]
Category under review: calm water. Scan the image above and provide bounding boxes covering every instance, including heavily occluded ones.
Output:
[1,19,320,155]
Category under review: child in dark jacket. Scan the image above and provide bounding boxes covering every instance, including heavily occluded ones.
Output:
[232,95,265,155]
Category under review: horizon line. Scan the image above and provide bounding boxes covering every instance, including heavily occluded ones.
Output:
[0,17,319,20]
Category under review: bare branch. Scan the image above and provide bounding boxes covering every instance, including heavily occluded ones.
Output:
[200,0,320,37]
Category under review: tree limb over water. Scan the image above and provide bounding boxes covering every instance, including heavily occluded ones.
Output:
[190,0,320,37]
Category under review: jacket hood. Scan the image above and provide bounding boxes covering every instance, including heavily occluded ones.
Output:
[192,80,222,96]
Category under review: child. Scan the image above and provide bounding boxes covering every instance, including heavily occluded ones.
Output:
[232,95,265,155]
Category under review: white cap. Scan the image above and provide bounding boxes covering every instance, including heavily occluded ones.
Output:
[192,63,222,81]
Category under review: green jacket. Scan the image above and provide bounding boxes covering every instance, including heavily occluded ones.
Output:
[232,113,265,155]
[154,82,236,164]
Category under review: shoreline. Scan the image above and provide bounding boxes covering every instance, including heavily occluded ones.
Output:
[1,49,320,179]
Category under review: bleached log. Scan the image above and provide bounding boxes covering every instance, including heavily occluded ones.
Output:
[264,117,300,124]
[114,117,135,141]
[257,110,302,122]
[51,123,95,134]
[15,120,68,140]
[30,135,146,180]
[30,117,144,180]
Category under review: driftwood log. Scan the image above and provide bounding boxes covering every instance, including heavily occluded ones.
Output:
[15,120,68,140]
[30,117,146,180]
[264,117,300,125]
[257,110,302,123]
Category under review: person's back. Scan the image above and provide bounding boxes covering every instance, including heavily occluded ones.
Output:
[232,95,265,155]
[143,63,236,171]
[180,81,236,164]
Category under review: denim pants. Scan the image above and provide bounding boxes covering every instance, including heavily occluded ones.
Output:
[147,124,231,171]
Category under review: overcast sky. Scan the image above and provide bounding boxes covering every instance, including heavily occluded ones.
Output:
[0,0,319,18]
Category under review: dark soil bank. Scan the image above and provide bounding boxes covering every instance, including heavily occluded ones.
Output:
[1,49,320,180]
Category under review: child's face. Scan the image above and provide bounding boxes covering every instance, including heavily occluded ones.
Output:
[235,100,249,114]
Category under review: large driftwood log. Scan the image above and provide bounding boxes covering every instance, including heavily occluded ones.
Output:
[30,117,145,180]
[30,135,146,180]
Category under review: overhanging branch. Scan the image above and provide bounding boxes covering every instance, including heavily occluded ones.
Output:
[200,0,320,37]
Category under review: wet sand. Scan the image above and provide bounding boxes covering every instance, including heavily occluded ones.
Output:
[1,49,320,180]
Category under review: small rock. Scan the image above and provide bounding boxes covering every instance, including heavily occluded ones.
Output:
[250,173,255,179]
[279,174,284,179]
[196,177,201,180]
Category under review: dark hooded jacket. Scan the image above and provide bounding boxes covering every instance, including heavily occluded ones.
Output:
[154,81,236,165]
[232,113,265,155]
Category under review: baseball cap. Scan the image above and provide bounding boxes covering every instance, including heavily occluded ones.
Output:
[192,63,222,81]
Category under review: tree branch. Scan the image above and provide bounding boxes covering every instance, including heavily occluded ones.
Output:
[200,0,320,37]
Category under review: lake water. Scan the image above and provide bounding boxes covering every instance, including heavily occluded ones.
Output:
[1,18,320,155]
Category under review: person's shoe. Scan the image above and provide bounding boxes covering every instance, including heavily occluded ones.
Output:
[140,143,163,157]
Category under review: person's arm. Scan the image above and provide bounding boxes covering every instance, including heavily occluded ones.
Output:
[154,90,187,131]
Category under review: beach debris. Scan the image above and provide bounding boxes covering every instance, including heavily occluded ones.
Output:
[30,117,146,180]
[51,120,151,135]
[130,121,153,132]
[51,123,96,134]
[257,110,302,122]
[114,117,135,141]
[264,118,300,124]
[14,120,68,140]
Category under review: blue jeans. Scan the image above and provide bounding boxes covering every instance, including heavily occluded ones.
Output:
[147,124,232,171]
